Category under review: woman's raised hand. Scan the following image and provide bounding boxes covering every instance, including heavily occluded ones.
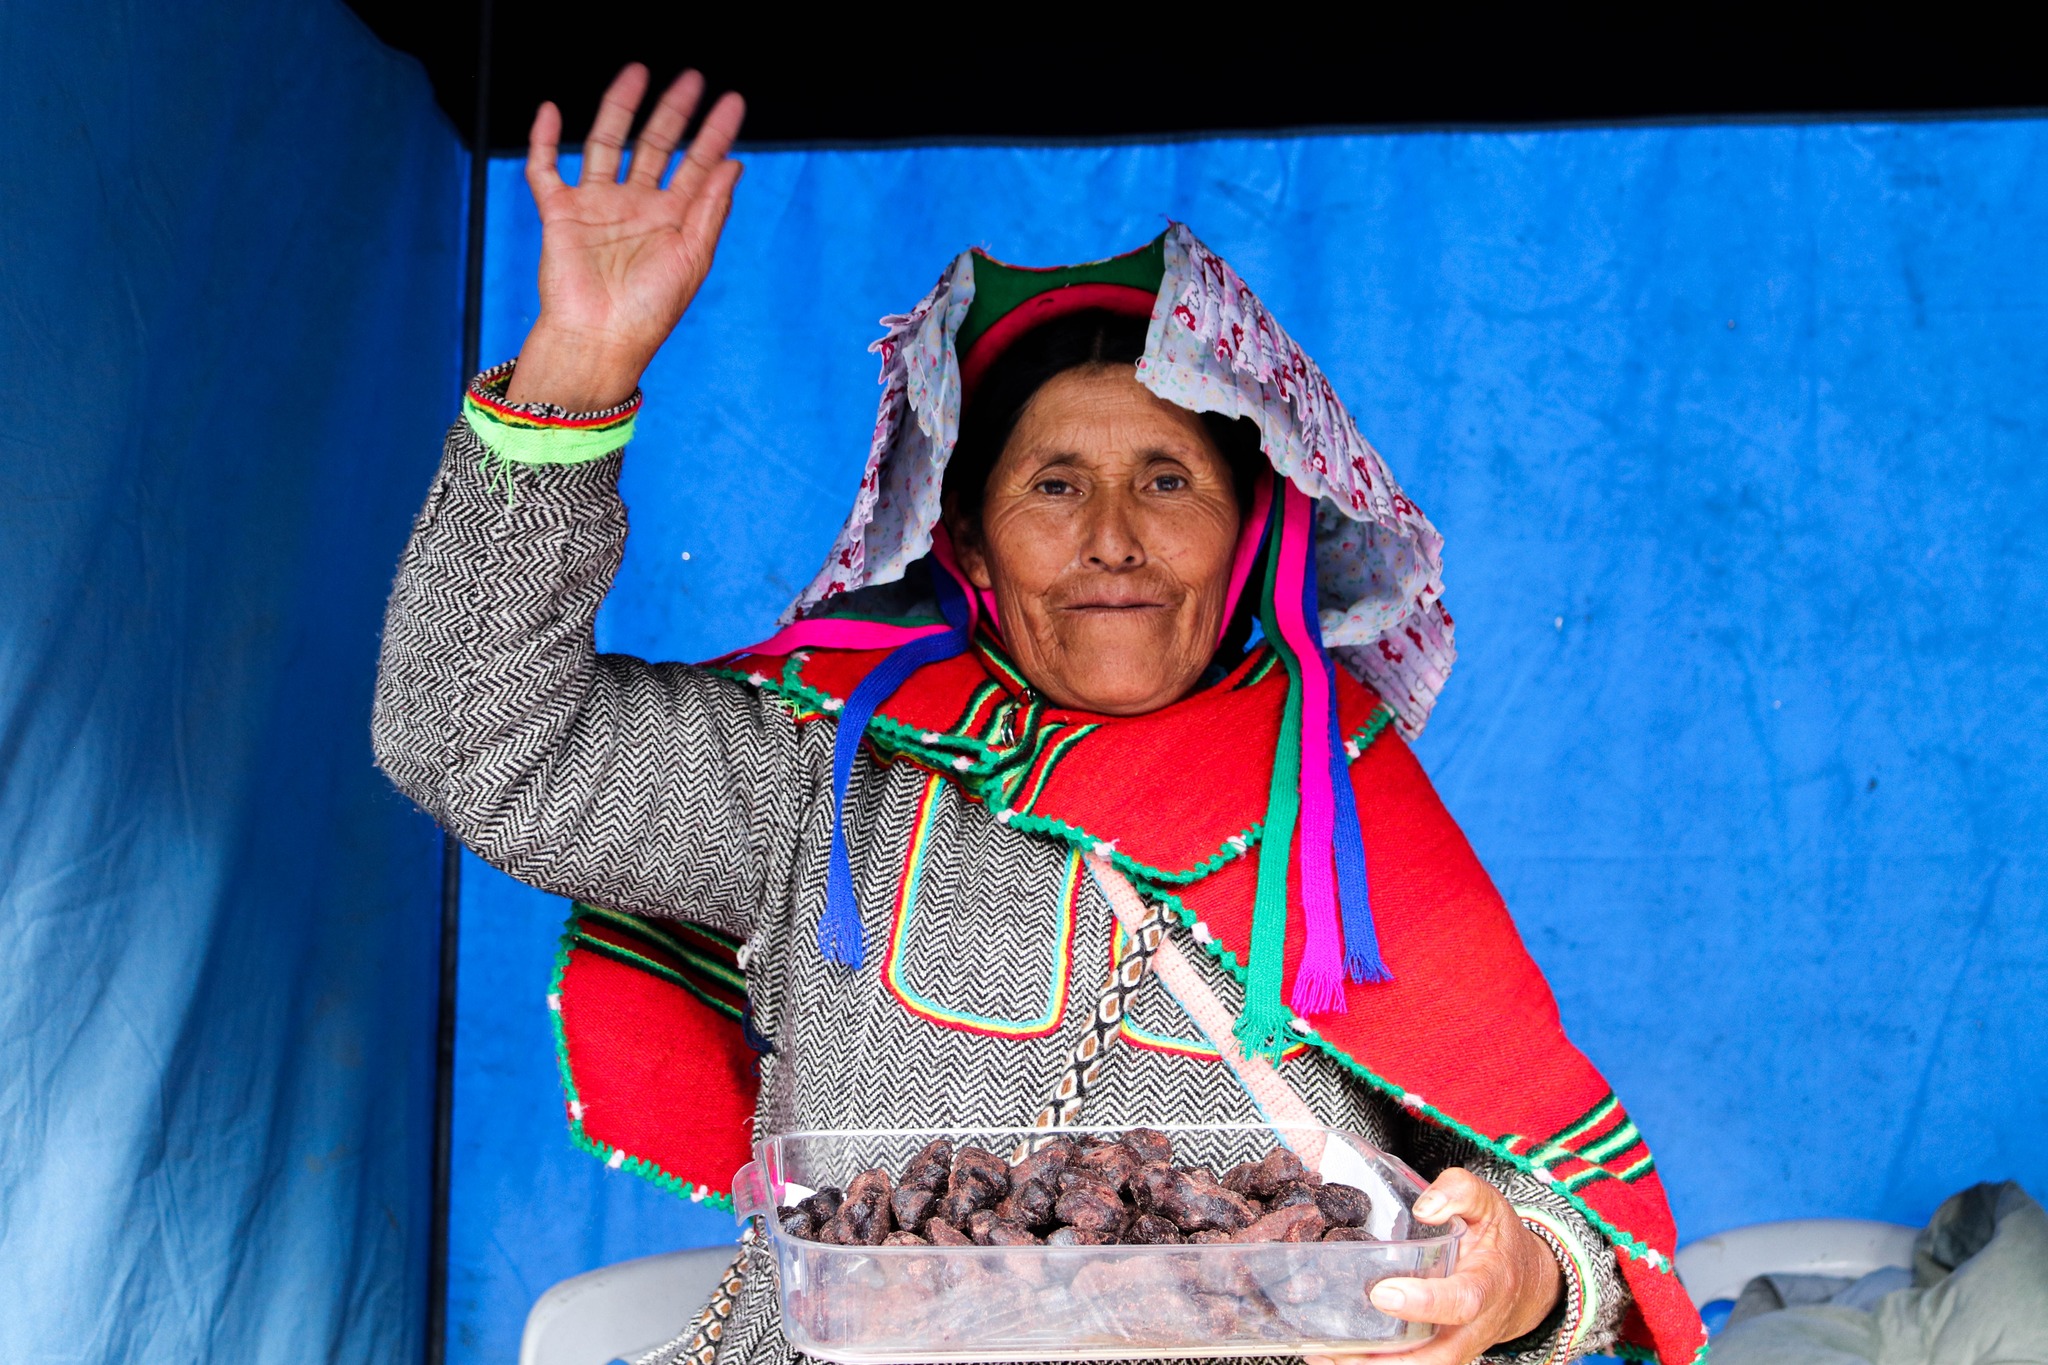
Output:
[505,64,745,411]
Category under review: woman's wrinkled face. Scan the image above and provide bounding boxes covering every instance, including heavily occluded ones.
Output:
[952,365,1241,716]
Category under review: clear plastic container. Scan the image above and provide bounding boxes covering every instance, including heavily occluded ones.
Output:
[730,1123,1461,1363]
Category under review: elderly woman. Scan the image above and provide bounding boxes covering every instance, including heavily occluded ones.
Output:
[374,67,1703,1365]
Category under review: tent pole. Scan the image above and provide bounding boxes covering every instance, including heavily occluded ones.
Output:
[428,2,492,1362]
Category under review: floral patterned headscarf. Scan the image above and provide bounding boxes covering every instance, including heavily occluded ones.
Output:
[789,223,1455,739]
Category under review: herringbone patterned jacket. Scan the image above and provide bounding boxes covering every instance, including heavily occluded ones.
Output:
[374,416,1630,1364]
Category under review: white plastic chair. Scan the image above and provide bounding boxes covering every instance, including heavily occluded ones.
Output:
[519,1244,738,1365]
[1674,1218,1918,1308]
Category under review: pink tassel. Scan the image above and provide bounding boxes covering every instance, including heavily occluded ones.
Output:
[731,617,949,659]
[1218,472,1275,644]
[1273,485,1348,1016]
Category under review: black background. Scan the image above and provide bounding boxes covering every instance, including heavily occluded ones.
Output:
[345,4,2047,151]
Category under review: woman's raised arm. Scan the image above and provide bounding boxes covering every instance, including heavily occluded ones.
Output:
[372,69,825,937]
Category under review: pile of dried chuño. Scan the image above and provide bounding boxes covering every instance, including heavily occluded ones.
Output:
[776,1130,1378,1248]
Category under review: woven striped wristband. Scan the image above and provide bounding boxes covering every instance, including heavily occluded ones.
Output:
[461,359,641,467]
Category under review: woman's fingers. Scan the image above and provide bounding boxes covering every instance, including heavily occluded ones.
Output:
[1411,1167,1495,1225]
[668,91,746,200]
[626,69,704,187]
[1365,1171,1503,1330]
[580,63,650,184]
[525,101,565,202]
[679,158,742,263]
[1370,1271,1487,1326]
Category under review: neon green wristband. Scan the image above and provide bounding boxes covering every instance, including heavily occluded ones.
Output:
[460,360,640,466]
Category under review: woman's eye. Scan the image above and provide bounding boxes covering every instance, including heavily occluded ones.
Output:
[1153,474,1188,492]
[1035,478,1074,496]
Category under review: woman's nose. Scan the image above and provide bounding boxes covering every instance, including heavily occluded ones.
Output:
[1081,496,1144,569]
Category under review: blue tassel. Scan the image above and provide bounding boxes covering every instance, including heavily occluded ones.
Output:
[818,565,971,969]
[1302,547,1391,985]
[1326,700,1390,983]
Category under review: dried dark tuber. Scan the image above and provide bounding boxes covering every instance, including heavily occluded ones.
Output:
[1010,1137,1076,1189]
[837,1168,894,1245]
[1122,1128,1176,1167]
[1127,1212,1185,1244]
[939,1146,1009,1224]
[901,1137,955,1191]
[1053,1171,1128,1235]
[924,1218,972,1246]
[950,1146,1011,1200]
[1313,1182,1373,1228]
[796,1187,844,1227]
[1222,1148,1316,1199]
[1232,1203,1328,1243]
[984,1218,1041,1246]
[1072,1140,1143,1195]
[891,1184,939,1233]
[1268,1182,1321,1212]
[1132,1162,1256,1234]
[995,1177,1057,1229]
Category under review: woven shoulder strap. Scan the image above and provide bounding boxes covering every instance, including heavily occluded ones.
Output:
[1082,856,1332,1168]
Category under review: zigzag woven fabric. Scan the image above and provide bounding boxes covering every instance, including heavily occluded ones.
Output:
[374,422,1661,1365]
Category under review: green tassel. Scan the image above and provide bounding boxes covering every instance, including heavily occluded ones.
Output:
[1235,493,1304,1062]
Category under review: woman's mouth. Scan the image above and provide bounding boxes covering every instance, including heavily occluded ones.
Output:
[1062,600,1166,614]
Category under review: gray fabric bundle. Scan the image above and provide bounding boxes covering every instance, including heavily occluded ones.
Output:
[1713,1182,2048,1365]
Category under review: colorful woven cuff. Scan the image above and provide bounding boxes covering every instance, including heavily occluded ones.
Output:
[461,359,641,466]
[1513,1206,1598,1363]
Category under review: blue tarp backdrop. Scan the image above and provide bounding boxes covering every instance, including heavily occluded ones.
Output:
[451,122,2048,1362]
[0,2,461,1361]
